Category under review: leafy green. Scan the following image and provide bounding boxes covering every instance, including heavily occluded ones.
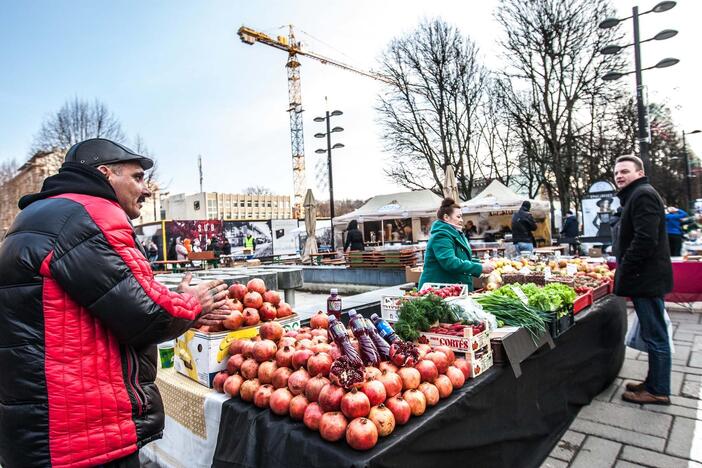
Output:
[474,293,551,342]
[393,294,463,341]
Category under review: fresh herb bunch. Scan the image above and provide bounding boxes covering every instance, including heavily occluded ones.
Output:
[394,294,463,341]
[474,294,551,342]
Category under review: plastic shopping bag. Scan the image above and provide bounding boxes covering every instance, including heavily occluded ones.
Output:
[625,311,675,354]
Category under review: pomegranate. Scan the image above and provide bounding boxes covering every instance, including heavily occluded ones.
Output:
[446,366,466,389]
[318,384,346,412]
[229,299,244,312]
[289,394,309,420]
[269,388,293,416]
[329,356,365,390]
[228,339,245,356]
[364,366,382,381]
[378,361,399,373]
[262,290,281,306]
[389,341,420,367]
[224,374,244,397]
[307,353,333,377]
[368,404,395,437]
[426,351,449,374]
[228,283,248,301]
[418,382,440,407]
[311,328,329,338]
[223,310,244,330]
[240,339,256,358]
[309,311,329,329]
[240,358,260,380]
[361,378,387,407]
[434,374,453,399]
[291,349,314,370]
[283,329,298,338]
[403,389,427,416]
[453,358,471,380]
[271,367,293,389]
[259,302,278,322]
[377,370,403,397]
[260,321,284,342]
[340,387,371,419]
[244,291,264,310]
[304,375,330,402]
[226,354,245,375]
[312,335,328,345]
[212,371,228,393]
[253,340,277,363]
[303,402,324,431]
[243,308,260,326]
[257,360,278,384]
[276,302,293,318]
[416,343,432,359]
[275,345,295,368]
[296,339,314,350]
[239,379,260,402]
[319,412,348,442]
[384,395,411,425]
[254,384,274,408]
[278,336,297,348]
[329,343,342,360]
[287,368,310,395]
[346,417,378,451]
[312,343,332,355]
[434,345,456,364]
[398,367,421,390]
[415,359,439,383]
[247,278,267,294]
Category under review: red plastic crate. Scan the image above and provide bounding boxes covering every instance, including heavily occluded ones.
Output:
[592,282,609,301]
[573,290,593,315]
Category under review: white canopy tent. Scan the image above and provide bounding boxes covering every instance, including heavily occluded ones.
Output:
[332,190,443,227]
[460,180,550,217]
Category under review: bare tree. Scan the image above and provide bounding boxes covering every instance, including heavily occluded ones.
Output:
[0,159,18,185]
[244,186,273,195]
[32,97,125,154]
[317,199,366,218]
[377,18,488,200]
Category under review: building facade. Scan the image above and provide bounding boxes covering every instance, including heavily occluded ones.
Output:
[0,150,64,238]
[161,192,292,220]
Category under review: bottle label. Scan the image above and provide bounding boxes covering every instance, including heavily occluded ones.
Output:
[375,320,395,338]
[327,299,342,312]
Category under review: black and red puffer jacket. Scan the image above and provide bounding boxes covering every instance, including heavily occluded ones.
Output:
[0,163,201,468]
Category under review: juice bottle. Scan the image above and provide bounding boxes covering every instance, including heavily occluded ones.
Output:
[327,315,362,366]
[363,318,390,360]
[348,310,379,366]
[327,288,342,320]
[370,313,400,344]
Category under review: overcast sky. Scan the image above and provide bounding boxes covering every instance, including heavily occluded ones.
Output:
[1,0,699,201]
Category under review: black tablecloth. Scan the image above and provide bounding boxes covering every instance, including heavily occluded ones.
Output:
[212,295,627,468]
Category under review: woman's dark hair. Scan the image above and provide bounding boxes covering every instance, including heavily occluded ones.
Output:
[347,220,358,231]
[437,198,461,220]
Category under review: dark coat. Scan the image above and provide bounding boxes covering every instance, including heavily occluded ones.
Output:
[419,220,482,289]
[614,177,673,298]
[511,207,537,243]
[344,228,365,251]
[562,215,579,238]
[0,163,200,467]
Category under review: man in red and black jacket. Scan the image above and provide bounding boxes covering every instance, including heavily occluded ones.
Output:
[0,139,229,468]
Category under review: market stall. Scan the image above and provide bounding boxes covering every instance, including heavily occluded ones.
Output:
[666,260,702,303]
[460,181,551,246]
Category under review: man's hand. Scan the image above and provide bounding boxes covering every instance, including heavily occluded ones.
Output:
[177,272,229,318]
[481,261,495,275]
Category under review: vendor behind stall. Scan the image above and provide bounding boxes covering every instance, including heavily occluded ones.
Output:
[419,198,494,289]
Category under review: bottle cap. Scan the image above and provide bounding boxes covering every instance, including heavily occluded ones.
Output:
[348,309,357,316]
[330,288,338,295]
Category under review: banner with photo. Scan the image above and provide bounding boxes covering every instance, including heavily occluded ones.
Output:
[582,180,620,240]
[222,221,273,258]
[164,220,223,258]
[271,219,300,256]
[134,221,165,261]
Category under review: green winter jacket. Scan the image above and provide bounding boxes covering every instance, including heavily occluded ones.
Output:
[418,220,483,289]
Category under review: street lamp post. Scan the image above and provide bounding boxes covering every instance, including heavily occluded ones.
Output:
[683,130,701,209]
[314,110,344,251]
[599,1,678,175]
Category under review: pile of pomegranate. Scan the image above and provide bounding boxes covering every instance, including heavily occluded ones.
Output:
[198,278,294,332]
[213,311,470,451]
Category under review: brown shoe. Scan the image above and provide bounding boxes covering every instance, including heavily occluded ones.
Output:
[625,381,646,392]
[622,389,670,405]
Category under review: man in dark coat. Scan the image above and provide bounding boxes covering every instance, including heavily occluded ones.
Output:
[614,155,673,405]
[561,210,579,255]
[511,201,537,254]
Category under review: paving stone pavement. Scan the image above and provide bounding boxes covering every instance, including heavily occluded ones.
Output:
[543,307,702,468]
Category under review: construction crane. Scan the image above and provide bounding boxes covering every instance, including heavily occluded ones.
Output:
[237,25,392,218]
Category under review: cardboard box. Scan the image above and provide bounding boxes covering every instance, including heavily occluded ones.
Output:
[468,350,493,378]
[174,314,300,387]
[405,266,423,284]
[417,326,490,354]
[588,247,603,257]
[420,283,469,297]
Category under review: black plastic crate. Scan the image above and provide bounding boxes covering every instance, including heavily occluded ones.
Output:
[548,306,574,338]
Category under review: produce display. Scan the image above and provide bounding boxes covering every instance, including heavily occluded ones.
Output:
[199,278,295,332]
[484,258,614,291]
[404,284,465,298]
[213,311,472,451]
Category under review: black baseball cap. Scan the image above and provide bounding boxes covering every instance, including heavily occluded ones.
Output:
[64,138,154,170]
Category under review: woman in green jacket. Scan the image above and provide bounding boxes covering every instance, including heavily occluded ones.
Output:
[419,198,494,289]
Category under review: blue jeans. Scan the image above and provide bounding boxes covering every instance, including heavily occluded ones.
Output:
[632,297,671,396]
[515,242,534,254]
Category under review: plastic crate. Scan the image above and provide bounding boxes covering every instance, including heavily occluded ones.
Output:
[419,283,469,297]
[573,291,593,315]
[547,306,574,338]
[591,282,609,301]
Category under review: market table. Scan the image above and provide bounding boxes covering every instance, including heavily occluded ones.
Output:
[211,295,627,468]
[665,260,702,303]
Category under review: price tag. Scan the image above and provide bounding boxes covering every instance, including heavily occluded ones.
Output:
[566,264,578,276]
[518,266,532,275]
[544,267,552,279]
[512,285,529,305]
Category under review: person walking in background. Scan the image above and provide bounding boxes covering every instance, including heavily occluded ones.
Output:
[419,198,494,289]
[0,138,229,467]
[561,210,579,255]
[463,219,478,237]
[344,220,365,252]
[665,205,688,256]
[222,237,232,255]
[613,155,673,405]
[511,201,537,254]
